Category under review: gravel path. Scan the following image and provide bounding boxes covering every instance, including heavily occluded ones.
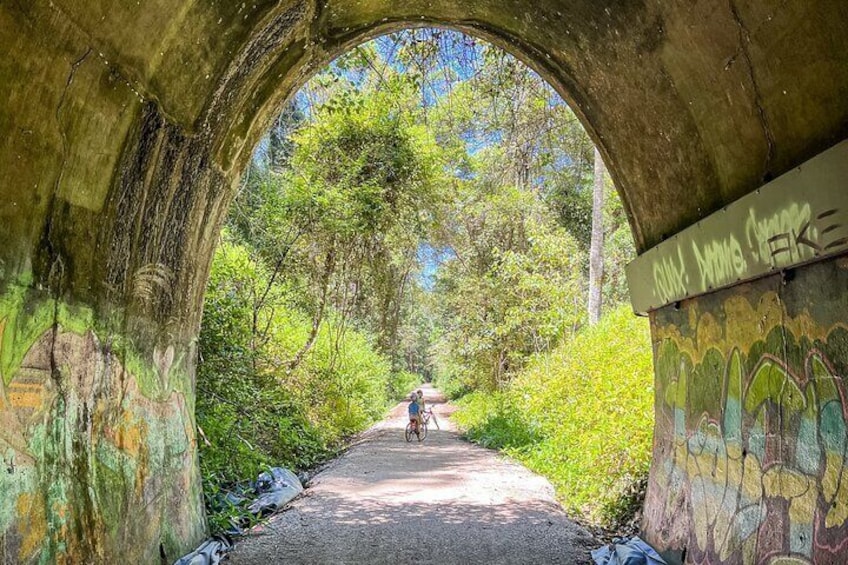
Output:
[227,384,597,564]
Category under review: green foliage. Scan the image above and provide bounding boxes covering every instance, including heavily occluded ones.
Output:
[452,306,653,527]
[198,239,413,532]
[432,184,586,391]
[387,370,421,401]
[453,391,542,450]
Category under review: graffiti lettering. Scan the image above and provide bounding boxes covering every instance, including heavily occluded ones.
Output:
[648,284,848,565]
[691,234,746,290]
[627,141,848,312]
[652,245,688,304]
[745,202,812,264]
[767,208,848,263]
[633,203,848,312]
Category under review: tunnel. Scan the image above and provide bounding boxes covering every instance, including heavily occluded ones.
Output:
[1,0,848,562]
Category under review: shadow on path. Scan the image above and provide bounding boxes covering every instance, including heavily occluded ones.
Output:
[228,384,596,564]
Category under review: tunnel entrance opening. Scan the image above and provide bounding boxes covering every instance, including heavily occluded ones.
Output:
[196,27,649,551]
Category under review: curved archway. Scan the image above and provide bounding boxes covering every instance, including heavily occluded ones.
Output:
[1,1,848,562]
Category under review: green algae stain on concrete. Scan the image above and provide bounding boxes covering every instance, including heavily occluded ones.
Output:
[0,293,205,563]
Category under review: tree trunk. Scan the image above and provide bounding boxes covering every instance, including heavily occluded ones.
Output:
[287,246,336,372]
[588,147,605,325]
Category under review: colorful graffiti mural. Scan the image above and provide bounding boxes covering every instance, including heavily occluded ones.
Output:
[0,291,205,564]
[643,256,848,564]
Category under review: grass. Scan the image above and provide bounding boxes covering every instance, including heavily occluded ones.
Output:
[452,305,654,528]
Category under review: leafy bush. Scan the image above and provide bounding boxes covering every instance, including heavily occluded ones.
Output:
[432,362,474,400]
[387,370,421,401]
[452,305,653,528]
[453,391,541,449]
[197,240,410,532]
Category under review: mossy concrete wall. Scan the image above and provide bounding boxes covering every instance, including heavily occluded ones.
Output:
[1,0,847,562]
[0,288,204,563]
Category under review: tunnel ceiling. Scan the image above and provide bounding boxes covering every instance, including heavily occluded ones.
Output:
[2,0,848,303]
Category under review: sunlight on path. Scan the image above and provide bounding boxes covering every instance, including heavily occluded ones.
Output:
[228,384,596,564]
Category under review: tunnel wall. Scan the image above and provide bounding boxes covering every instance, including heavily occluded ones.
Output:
[643,254,848,564]
[0,290,205,563]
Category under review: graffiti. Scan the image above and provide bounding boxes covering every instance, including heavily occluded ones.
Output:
[744,202,813,264]
[627,141,848,313]
[0,316,203,564]
[650,234,747,305]
[746,203,848,267]
[630,201,848,313]
[765,208,848,262]
[131,262,174,306]
[653,245,689,305]
[644,261,848,565]
[657,344,848,563]
[691,234,747,291]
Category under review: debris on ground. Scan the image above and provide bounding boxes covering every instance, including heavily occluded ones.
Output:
[248,467,304,517]
[174,536,232,565]
[591,536,667,565]
[173,467,303,565]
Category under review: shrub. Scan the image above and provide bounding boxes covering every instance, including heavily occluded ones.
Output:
[453,391,541,450]
[452,305,653,528]
[197,240,415,532]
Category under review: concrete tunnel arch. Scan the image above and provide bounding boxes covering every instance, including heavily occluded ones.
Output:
[1,1,848,563]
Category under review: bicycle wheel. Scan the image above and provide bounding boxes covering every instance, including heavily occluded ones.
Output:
[405,422,414,442]
[418,422,428,441]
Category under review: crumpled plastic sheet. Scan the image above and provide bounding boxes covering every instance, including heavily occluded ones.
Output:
[173,467,303,565]
[248,467,304,516]
[591,536,667,565]
[173,536,232,565]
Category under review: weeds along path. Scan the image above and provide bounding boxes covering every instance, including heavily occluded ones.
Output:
[227,384,596,564]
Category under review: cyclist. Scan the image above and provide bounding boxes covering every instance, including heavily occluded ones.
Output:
[408,392,421,433]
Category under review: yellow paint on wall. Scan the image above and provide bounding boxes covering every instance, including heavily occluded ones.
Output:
[695,312,722,351]
[825,472,848,528]
[762,465,809,500]
[654,291,848,364]
[15,492,47,561]
[0,318,5,386]
[113,410,146,458]
[741,455,763,503]
[742,535,757,565]
[8,383,44,408]
[788,489,817,525]
[821,452,842,502]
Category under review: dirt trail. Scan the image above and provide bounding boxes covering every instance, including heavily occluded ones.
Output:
[228,384,596,564]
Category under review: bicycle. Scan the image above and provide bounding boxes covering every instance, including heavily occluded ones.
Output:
[405,417,427,442]
[404,408,439,442]
[422,408,439,430]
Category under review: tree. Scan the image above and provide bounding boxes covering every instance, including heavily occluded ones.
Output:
[431,179,585,390]
[588,147,606,324]
[280,79,445,369]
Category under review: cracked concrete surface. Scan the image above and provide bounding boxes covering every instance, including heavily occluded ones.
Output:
[228,385,597,565]
[727,0,775,182]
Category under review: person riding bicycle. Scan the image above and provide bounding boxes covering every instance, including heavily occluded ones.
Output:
[408,392,421,432]
[415,389,438,430]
